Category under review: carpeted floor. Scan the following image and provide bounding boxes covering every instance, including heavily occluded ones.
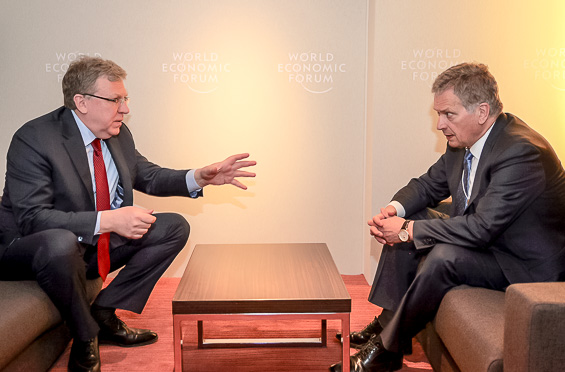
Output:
[50,275,431,371]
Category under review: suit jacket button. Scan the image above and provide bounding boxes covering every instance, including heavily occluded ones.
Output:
[77,236,83,242]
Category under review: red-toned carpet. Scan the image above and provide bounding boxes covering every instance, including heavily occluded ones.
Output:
[50,275,431,371]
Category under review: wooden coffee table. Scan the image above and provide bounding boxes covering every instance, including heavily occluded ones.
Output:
[172,243,351,371]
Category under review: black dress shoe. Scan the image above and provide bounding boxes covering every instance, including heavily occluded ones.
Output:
[68,337,101,372]
[329,334,403,372]
[336,316,383,349]
[92,305,158,347]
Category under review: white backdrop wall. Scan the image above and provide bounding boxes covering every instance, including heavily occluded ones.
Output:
[0,0,369,276]
[1,1,564,282]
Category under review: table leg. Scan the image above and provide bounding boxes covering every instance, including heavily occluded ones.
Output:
[197,320,204,349]
[173,315,182,372]
[342,314,350,372]
[321,319,327,346]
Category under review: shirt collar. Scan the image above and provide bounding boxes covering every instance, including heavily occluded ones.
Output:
[469,120,496,160]
[71,110,97,147]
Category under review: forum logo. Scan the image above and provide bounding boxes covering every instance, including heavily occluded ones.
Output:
[401,49,463,85]
[45,52,102,82]
[523,48,565,91]
[162,52,231,94]
[278,52,346,94]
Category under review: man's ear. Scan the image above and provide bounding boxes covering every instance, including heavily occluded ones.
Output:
[477,102,490,125]
[74,94,88,114]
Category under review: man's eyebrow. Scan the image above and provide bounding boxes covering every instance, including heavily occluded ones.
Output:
[435,107,452,114]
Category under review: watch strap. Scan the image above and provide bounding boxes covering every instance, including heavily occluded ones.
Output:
[401,219,411,230]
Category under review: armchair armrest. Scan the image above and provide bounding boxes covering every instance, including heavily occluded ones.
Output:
[504,282,565,372]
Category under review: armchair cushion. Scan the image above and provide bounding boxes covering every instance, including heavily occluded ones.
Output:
[504,282,565,372]
[434,285,505,372]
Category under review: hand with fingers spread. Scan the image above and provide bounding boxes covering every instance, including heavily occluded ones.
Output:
[194,153,257,190]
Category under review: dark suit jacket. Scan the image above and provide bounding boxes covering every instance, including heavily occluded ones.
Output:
[393,113,565,284]
[0,106,199,260]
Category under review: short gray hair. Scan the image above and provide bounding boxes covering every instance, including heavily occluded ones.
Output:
[62,57,127,109]
[432,62,503,117]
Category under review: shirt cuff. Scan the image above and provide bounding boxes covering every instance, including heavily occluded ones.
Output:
[186,169,202,197]
[388,201,406,218]
[94,211,101,235]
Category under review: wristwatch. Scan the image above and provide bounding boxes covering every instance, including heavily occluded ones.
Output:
[398,219,411,242]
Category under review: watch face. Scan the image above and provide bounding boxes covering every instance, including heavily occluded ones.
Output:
[398,230,409,242]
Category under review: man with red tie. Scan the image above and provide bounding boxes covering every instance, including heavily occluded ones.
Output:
[0,57,256,372]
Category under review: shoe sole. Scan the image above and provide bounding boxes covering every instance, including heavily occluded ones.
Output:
[335,333,372,350]
[336,335,413,355]
[98,335,159,348]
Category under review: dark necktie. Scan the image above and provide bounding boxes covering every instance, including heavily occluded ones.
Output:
[453,148,473,216]
[92,139,111,280]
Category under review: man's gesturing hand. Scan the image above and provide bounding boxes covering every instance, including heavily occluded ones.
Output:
[194,153,257,190]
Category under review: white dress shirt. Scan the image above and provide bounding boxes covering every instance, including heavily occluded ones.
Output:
[391,122,495,218]
[71,111,201,235]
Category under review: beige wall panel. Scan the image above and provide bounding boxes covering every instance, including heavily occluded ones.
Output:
[0,0,368,276]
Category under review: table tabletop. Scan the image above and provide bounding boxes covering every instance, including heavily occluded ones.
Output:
[172,243,351,315]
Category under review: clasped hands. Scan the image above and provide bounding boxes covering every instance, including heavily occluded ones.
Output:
[101,153,256,240]
[369,205,411,245]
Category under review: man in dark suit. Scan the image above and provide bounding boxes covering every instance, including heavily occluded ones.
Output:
[330,63,565,372]
[0,56,256,372]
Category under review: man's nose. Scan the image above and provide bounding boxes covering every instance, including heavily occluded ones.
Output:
[118,101,130,114]
[436,116,446,130]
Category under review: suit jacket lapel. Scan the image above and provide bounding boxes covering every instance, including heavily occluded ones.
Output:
[449,148,466,216]
[105,135,133,206]
[467,113,508,208]
[61,108,95,207]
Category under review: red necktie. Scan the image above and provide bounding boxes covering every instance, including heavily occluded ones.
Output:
[92,139,111,280]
